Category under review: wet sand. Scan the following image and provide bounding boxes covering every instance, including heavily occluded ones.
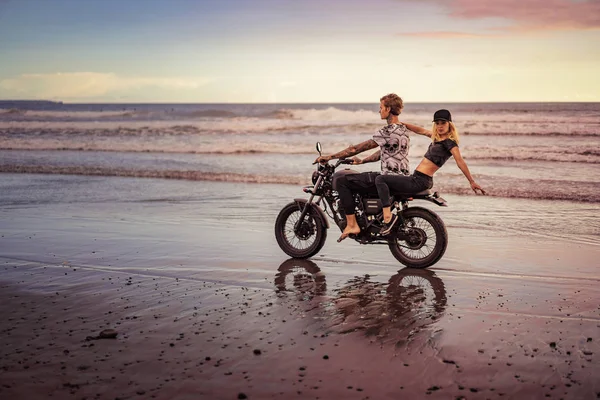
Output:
[1,174,599,399]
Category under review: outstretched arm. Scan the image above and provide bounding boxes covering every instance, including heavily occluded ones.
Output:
[314,139,378,164]
[352,150,381,165]
[402,122,432,138]
[450,147,486,195]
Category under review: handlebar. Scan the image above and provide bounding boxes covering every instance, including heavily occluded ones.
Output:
[314,158,354,172]
[331,158,354,168]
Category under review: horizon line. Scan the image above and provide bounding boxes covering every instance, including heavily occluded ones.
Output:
[1,99,599,105]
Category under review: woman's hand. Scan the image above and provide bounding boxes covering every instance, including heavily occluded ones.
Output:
[470,181,486,195]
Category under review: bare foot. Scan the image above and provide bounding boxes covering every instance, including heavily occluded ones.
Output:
[337,226,361,242]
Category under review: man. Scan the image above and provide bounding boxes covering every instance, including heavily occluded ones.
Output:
[315,93,429,242]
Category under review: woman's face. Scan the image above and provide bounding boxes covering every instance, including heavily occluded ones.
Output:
[434,120,450,135]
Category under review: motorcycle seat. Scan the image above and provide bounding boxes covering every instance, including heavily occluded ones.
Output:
[413,189,433,196]
[391,189,434,200]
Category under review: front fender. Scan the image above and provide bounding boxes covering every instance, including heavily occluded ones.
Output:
[294,198,330,229]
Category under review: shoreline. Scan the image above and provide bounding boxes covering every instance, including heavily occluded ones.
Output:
[1,175,599,399]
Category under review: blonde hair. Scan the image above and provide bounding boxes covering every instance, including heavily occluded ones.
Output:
[431,121,460,144]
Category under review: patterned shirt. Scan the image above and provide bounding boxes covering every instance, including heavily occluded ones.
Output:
[372,123,410,175]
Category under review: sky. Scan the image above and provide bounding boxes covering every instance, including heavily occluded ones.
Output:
[0,0,599,103]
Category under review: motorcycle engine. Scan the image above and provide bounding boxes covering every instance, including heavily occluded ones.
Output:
[363,198,383,215]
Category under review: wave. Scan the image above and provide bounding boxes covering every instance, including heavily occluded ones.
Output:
[0,145,315,155]
[2,103,598,120]
[175,109,238,118]
[0,106,380,122]
[2,164,598,203]
[462,149,600,164]
[0,108,241,121]
[461,131,600,137]
[0,165,307,185]
[258,109,296,119]
[2,141,599,163]
[0,109,135,119]
[282,107,379,122]
[0,108,27,115]
[1,120,599,137]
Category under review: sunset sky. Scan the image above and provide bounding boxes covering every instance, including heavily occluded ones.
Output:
[0,0,599,103]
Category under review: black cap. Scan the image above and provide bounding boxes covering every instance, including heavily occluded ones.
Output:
[433,109,452,122]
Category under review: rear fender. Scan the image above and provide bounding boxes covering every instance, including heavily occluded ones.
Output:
[400,206,442,222]
[294,198,330,229]
[422,196,447,207]
[411,191,448,207]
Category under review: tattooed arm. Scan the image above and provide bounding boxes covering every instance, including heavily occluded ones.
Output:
[352,150,381,165]
[314,139,378,164]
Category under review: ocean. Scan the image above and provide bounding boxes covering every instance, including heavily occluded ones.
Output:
[1,101,599,200]
[0,100,598,249]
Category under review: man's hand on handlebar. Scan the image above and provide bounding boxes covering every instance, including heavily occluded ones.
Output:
[313,155,332,164]
[313,156,357,166]
[349,156,362,165]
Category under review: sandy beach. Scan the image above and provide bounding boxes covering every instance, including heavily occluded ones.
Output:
[1,173,599,399]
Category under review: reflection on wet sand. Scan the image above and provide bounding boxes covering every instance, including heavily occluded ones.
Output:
[275,258,446,347]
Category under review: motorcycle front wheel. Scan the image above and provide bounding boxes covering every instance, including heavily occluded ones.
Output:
[388,207,448,269]
[275,202,327,259]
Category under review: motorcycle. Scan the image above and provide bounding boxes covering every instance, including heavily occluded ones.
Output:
[274,142,449,269]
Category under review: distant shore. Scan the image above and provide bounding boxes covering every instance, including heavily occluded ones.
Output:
[2,100,600,106]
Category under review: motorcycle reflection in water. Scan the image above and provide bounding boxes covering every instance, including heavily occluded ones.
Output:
[275,258,447,347]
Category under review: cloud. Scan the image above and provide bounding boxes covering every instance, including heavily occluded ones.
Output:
[400,0,600,36]
[399,31,499,38]
[0,72,213,99]
[449,0,600,31]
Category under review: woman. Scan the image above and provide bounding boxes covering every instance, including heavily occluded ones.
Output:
[376,109,486,234]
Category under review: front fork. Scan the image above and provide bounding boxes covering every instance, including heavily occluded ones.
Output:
[295,175,323,230]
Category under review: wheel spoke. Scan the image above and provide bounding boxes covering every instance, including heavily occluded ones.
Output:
[396,215,438,261]
[283,210,317,250]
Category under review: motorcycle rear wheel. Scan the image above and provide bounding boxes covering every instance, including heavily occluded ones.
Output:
[275,202,327,259]
[388,207,448,269]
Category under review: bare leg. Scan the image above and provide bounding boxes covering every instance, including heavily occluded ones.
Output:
[337,214,361,242]
[382,206,393,224]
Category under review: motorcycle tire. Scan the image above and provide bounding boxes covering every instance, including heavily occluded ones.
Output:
[275,202,327,259]
[388,207,448,269]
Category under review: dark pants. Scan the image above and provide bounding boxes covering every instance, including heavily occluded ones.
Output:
[375,170,434,208]
[333,171,380,215]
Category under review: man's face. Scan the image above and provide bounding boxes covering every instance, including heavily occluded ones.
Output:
[379,101,390,120]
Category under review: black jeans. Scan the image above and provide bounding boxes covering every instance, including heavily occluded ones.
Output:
[375,170,433,208]
[333,171,380,215]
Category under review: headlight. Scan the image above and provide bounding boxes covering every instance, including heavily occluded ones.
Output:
[312,171,320,184]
